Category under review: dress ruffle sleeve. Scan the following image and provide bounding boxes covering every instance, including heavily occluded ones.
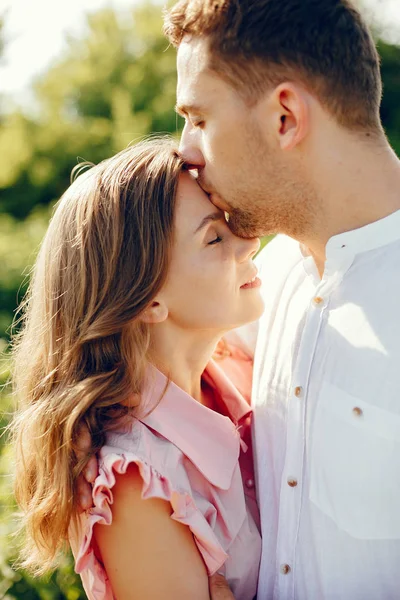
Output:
[70,444,229,600]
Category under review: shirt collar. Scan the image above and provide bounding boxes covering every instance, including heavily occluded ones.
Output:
[299,209,400,280]
[326,209,400,259]
[138,360,246,490]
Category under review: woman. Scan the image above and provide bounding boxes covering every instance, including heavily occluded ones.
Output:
[12,137,263,599]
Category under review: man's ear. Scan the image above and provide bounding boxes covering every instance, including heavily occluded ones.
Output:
[266,82,311,151]
[140,300,168,324]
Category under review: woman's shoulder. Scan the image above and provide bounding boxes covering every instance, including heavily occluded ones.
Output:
[98,417,191,494]
[69,419,228,599]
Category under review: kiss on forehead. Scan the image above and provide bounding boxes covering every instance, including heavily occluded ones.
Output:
[12,2,400,600]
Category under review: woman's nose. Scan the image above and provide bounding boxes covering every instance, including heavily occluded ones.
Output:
[238,236,261,262]
[179,124,206,170]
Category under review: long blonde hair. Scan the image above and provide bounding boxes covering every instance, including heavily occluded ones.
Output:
[11,137,184,574]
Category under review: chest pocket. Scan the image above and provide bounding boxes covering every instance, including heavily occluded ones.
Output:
[309,381,400,540]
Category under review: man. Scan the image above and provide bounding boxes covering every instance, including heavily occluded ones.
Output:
[80,1,400,597]
[164,0,400,598]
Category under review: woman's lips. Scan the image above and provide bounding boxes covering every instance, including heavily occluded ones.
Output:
[240,276,262,290]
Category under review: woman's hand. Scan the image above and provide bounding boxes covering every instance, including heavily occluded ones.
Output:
[75,423,98,511]
[209,573,235,599]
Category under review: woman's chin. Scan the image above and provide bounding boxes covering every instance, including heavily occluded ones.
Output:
[232,297,265,329]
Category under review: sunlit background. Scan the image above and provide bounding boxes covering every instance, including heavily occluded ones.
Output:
[0,0,399,597]
[1,0,399,99]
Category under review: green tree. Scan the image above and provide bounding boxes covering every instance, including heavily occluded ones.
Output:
[379,41,400,154]
[0,3,178,220]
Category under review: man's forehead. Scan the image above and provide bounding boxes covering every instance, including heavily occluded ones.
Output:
[177,38,222,109]
[177,38,210,82]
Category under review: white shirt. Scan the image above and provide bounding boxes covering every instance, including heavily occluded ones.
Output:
[249,210,400,600]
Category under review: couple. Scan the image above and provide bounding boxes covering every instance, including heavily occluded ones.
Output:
[11,0,400,599]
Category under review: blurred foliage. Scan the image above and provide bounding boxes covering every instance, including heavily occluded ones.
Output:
[379,40,400,151]
[0,0,399,596]
[0,4,177,219]
[0,16,4,59]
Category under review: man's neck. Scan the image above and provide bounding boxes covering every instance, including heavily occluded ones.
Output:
[301,134,400,276]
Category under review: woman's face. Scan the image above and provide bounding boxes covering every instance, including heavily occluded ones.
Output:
[159,172,264,332]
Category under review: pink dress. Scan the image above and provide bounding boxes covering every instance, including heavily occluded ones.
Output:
[69,344,261,600]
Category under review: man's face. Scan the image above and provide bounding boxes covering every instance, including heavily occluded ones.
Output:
[176,37,310,238]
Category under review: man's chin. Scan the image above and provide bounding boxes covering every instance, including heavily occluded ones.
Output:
[207,194,260,236]
[228,212,270,239]
[198,185,272,238]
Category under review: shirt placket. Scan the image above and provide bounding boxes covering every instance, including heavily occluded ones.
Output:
[274,277,336,600]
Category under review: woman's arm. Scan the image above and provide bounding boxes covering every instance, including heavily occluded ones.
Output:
[93,463,211,599]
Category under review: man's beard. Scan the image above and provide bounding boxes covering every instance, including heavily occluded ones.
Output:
[227,206,273,239]
[199,169,316,241]
[198,179,277,238]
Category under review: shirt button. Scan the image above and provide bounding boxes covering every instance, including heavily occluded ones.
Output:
[313,296,324,305]
[294,386,303,397]
[280,564,291,575]
[287,477,298,488]
[352,406,363,417]
[245,478,255,489]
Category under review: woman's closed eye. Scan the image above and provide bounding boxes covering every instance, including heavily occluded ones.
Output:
[208,235,223,246]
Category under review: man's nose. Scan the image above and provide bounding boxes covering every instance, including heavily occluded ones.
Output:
[179,125,206,170]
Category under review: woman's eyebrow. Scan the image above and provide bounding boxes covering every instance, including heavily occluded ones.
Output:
[194,213,225,234]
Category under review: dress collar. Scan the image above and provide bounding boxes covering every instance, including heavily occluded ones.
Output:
[138,359,250,490]
[202,358,252,425]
